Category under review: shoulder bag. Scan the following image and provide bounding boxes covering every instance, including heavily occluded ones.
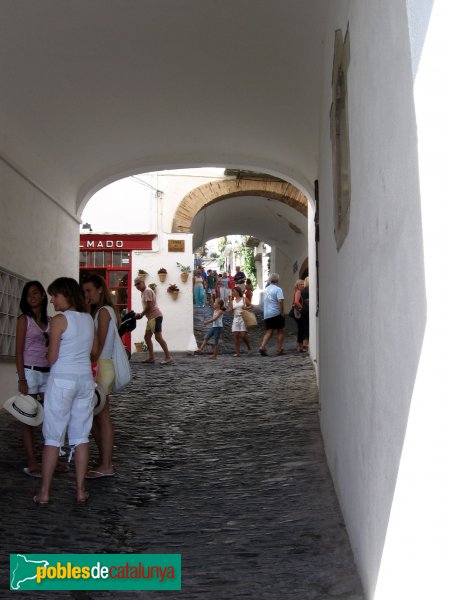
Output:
[104,306,132,392]
[241,308,258,328]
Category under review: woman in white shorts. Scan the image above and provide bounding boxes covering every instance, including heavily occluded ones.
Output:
[34,277,96,505]
[15,280,51,477]
[228,287,252,357]
[82,273,118,478]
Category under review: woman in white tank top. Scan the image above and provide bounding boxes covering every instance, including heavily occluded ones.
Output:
[35,277,95,505]
[82,274,118,479]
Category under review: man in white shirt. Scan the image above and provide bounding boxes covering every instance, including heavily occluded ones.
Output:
[259,273,285,356]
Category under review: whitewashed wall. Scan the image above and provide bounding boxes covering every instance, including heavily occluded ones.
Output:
[375,1,450,598]
[0,157,80,404]
[317,1,425,597]
[130,232,196,353]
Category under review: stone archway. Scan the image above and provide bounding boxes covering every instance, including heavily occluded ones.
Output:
[172,174,308,233]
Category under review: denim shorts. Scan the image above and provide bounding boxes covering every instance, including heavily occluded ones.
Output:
[204,326,222,344]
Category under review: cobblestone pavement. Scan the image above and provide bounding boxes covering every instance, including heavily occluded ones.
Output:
[0,306,364,599]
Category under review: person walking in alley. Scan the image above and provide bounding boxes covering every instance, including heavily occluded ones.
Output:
[228,287,252,357]
[195,298,225,359]
[233,266,246,292]
[258,273,285,356]
[134,276,173,365]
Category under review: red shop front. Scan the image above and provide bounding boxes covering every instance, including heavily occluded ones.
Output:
[79,234,155,350]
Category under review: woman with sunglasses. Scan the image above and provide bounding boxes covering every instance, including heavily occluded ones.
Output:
[15,281,52,477]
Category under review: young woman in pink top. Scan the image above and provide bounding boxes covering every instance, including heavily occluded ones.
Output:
[15,281,51,477]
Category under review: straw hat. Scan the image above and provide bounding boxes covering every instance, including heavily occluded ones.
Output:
[93,383,106,415]
[3,394,43,426]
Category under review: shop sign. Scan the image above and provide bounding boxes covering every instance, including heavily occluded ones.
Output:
[80,234,154,251]
[168,240,185,252]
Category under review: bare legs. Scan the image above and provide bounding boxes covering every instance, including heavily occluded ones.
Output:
[74,443,90,503]
[36,443,89,503]
[90,397,114,474]
[144,329,155,362]
[259,329,284,353]
[154,332,172,361]
[144,330,172,363]
[22,424,40,473]
[234,332,251,356]
[22,393,42,474]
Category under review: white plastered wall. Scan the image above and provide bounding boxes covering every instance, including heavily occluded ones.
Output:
[317,1,425,597]
[130,232,196,353]
[374,1,450,598]
[0,157,80,403]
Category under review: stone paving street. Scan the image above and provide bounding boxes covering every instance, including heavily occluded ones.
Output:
[0,307,364,599]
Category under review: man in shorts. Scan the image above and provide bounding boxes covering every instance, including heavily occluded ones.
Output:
[259,273,285,356]
[134,277,173,364]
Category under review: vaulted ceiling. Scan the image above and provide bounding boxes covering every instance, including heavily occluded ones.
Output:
[0,0,328,210]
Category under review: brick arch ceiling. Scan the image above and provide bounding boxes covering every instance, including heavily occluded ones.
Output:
[172,179,308,233]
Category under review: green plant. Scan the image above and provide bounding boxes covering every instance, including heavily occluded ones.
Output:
[176,263,192,274]
[239,236,257,286]
[138,269,148,276]
[148,282,157,291]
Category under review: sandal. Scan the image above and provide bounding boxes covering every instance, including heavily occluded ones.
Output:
[33,495,49,506]
[23,467,42,478]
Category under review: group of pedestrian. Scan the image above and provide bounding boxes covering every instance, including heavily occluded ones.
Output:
[191,266,251,307]
[12,273,138,505]
[195,271,310,359]
[13,278,97,505]
[12,268,307,503]
[194,268,254,358]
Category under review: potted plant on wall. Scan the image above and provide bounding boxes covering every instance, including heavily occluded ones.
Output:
[176,262,192,283]
[134,340,147,353]
[157,268,168,282]
[149,282,157,292]
[167,283,180,300]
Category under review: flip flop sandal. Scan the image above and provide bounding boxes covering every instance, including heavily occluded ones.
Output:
[23,467,42,478]
[33,495,49,506]
[85,470,115,479]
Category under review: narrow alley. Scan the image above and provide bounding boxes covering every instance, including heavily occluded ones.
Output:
[0,310,363,599]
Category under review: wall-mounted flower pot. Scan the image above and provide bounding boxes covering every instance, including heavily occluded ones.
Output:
[180,272,189,283]
[170,290,179,300]
[158,273,167,282]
